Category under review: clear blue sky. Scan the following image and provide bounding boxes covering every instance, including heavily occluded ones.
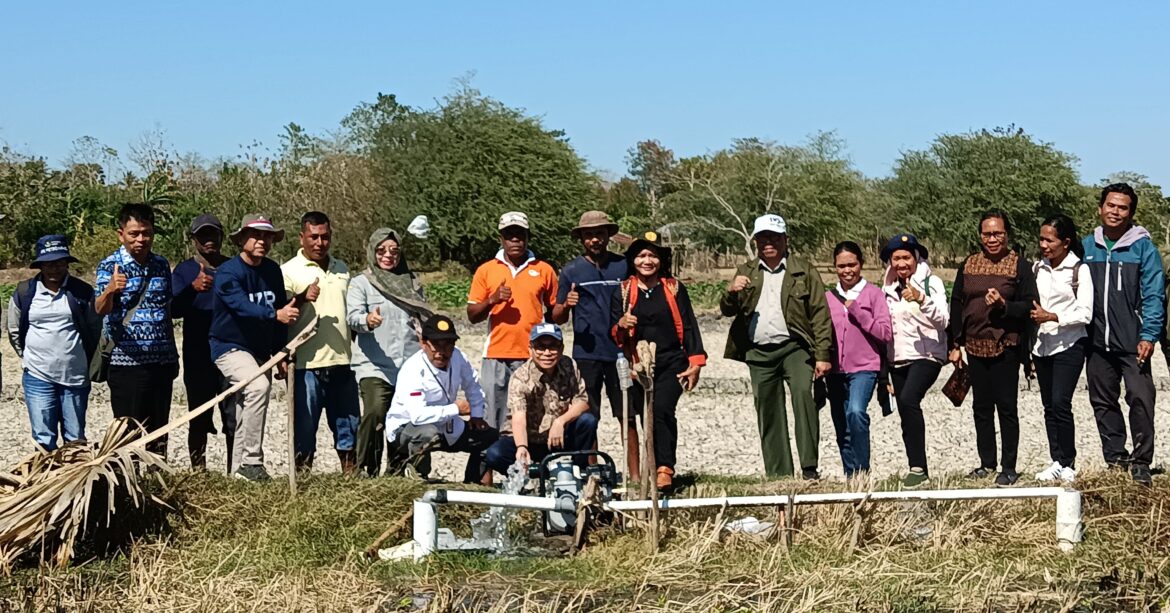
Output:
[2,1,1168,186]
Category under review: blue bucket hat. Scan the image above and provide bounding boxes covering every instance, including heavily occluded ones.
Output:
[31,234,78,268]
[880,233,928,263]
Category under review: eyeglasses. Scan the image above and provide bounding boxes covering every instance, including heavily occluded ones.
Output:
[376,248,401,256]
[981,232,1006,240]
[531,345,561,354]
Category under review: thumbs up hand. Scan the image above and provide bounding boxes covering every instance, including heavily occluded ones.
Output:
[491,282,512,305]
[367,305,383,329]
[305,278,321,302]
[106,264,128,295]
[618,305,638,330]
[564,283,579,308]
[192,262,214,292]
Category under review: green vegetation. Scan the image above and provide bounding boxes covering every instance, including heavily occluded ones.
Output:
[2,470,1167,611]
[3,86,1167,275]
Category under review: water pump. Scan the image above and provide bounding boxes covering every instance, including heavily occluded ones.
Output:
[529,451,619,536]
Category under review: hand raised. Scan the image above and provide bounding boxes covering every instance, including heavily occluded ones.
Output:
[728,275,751,293]
[491,282,512,305]
[564,283,579,307]
[192,262,214,292]
[305,278,321,302]
[276,302,300,324]
[366,306,383,329]
[618,306,637,329]
[107,264,128,294]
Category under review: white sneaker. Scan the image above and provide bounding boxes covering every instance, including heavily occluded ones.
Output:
[1035,461,1063,482]
[1058,466,1076,483]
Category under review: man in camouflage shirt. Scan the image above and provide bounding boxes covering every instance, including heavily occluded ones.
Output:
[484,323,598,474]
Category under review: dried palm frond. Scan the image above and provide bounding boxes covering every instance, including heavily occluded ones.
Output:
[0,316,320,572]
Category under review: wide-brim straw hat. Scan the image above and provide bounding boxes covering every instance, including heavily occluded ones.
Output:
[230,214,285,243]
[571,210,619,239]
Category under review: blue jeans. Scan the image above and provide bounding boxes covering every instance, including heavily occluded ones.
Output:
[484,412,598,474]
[294,366,360,461]
[23,370,90,451]
[827,371,877,476]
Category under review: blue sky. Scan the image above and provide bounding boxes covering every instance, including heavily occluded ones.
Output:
[2,1,1167,185]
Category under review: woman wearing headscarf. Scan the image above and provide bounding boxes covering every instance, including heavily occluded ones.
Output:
[881,234,949,489]
[610,231,706,491]
[948,209,1038,487]
[347,228,432,477]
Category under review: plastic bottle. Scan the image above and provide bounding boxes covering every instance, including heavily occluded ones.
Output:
[615,353,632,390]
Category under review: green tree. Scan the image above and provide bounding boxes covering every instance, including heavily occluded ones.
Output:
[885,126,1082,262]
[362,84,600,270]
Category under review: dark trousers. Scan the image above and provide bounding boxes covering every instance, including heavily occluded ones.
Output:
[484,413,599,474]
[1086,348,1156,467]
[746,341,818,477]
[390,422,499,483]
[627,352,686,470]
[967,353,1021,472]
[357,377,394,477]
[183,356,229,470]
[108,362,179,456]
[890,360,942,473]
[577,359,623,420]
[1034,343,1085,468]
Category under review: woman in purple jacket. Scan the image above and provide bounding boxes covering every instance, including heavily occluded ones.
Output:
[825,241,893,477]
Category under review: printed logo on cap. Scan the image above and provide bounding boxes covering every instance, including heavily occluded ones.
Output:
[437,320,451,331]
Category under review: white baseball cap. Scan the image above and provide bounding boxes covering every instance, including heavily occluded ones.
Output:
[752,214,787,237]
[498,211,530,230]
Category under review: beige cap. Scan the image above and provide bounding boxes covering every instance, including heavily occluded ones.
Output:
[498,211,529,230]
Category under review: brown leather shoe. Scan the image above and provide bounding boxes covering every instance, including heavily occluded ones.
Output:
[656,466,674,491]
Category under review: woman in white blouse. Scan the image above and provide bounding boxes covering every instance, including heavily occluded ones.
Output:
[1029,214,1094,483]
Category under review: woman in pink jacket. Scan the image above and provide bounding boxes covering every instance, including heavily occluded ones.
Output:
[881,234,950,488]
[825,241,892,478]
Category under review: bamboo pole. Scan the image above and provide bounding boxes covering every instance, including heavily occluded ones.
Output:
[285,354,297,496]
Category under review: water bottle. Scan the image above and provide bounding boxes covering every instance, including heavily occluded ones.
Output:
[615,353,632,390]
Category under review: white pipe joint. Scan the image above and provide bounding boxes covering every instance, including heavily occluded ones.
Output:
[412,500,438,561]
[1055,488,1084,552]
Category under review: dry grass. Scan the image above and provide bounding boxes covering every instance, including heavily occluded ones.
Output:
[2,470,1169,611]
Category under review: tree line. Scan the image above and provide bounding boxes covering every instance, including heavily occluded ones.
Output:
[2,83,1167,271]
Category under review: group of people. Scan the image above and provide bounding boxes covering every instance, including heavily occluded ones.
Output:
[2,181,1164,489]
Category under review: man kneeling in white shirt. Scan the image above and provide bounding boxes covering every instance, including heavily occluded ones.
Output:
[386,314,497,483]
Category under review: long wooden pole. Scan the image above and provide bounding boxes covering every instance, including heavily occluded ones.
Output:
[286,354,297,496]
[130,317,319,452]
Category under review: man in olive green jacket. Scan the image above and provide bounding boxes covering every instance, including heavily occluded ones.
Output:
[720,214,832,479]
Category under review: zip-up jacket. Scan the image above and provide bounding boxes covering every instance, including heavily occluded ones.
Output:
[1082,225,1165,354]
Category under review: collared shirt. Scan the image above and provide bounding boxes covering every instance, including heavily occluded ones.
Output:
[467,249,558,360]
[386,347,485,445]
[501,356,588,444]
[557,253,625,361]
[95,246,178,366]
[835,278,868,301]
[750,258,790,345]
[282,250,351,369]
[1033,253,1094,357]
[22,282,88,387]
[347,274,420,384]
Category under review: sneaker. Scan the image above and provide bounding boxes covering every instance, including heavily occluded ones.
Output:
[1131,464,1153,486]
[801,468,821,481]
[1035,461,1063,482]
[1058,466,1077,484]
[994,470,1019,487]
[233,464,271,482]
[967,467,992,480]
[902,468,929,489]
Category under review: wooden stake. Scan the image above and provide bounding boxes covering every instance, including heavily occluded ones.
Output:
[286,355,297,497]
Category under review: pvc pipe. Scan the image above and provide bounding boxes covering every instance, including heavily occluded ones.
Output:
[1055,489,1084,552]
[603,487,1069,511]
[412,501,437,561]
[420,489,576,512]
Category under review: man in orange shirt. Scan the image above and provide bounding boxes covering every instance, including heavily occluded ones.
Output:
[467,212,558,438]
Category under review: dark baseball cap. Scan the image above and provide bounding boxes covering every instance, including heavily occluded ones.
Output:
[421,314,459,341]
[190,213,224,236]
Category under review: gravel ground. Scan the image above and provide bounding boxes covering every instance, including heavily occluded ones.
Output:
[3,317,1169,482]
